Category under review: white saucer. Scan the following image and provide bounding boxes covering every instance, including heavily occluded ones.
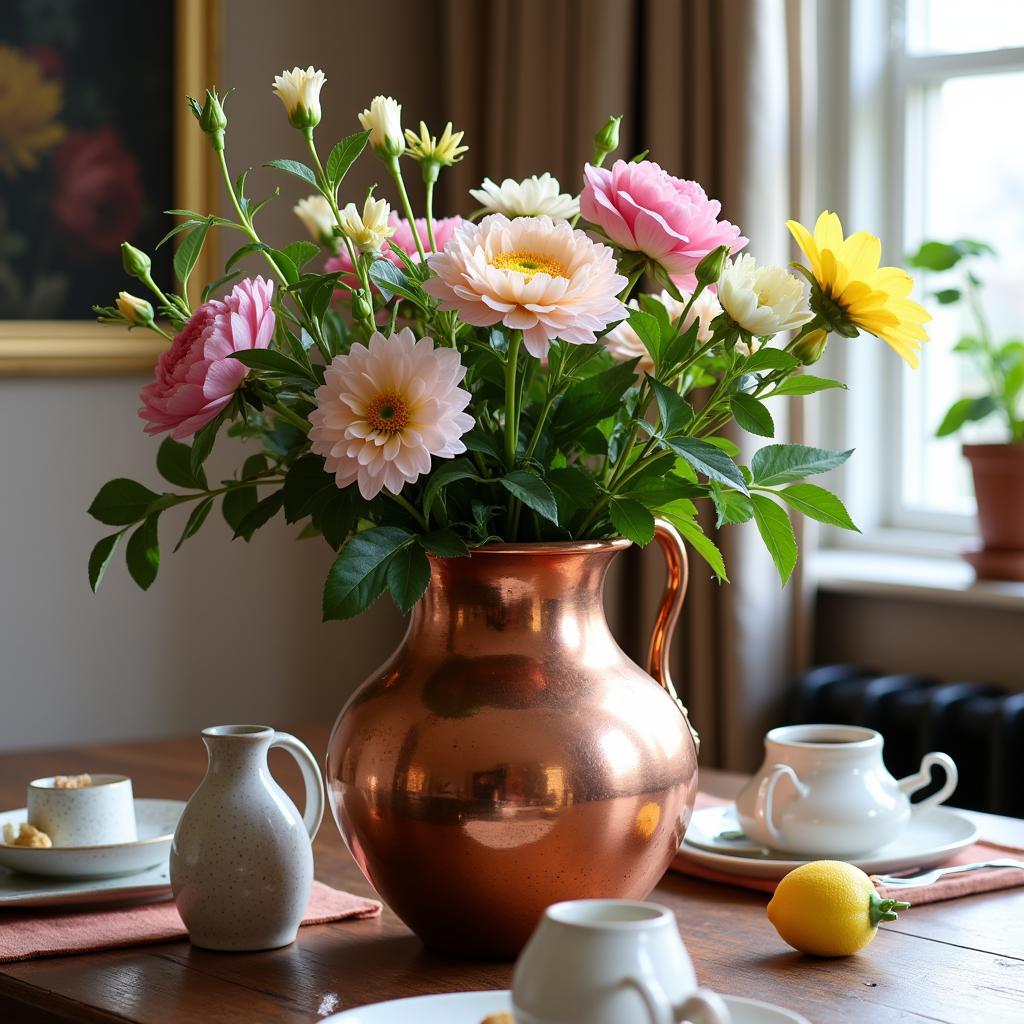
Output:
[324,990,810,1023]
[679,804,978,880]
[0,859,173,908]
[0,798,184,879]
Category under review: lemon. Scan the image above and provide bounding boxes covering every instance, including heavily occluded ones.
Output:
[766,860,911,957]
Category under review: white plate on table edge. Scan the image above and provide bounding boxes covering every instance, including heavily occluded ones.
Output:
[678,804,978,880]
[0,798,184,880]
[323,989,810,1023]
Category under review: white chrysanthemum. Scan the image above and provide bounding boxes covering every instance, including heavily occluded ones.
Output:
[293,195,335,244]
[358,96,404,156]
[423,214,628,359]
[469,174,579,220]
[309,328,474,500]
[604,288,722,374]
[272,66,325,129]
[718,254,813,336]
[338,196,396,254]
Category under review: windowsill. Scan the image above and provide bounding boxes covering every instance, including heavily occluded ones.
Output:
[812,547,1024,610]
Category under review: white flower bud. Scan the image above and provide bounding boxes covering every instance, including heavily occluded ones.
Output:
[358,96,404,158]
[272,66,326,130]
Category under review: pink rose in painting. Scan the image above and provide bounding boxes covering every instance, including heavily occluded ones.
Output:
[51,128,143,254]
[579,159,747,289]
[139,277,275,440]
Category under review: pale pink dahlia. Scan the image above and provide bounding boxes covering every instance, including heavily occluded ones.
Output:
[580,160,747,289]
[309,328,474,499]
[423,214,628,359]
[138,277,275,439]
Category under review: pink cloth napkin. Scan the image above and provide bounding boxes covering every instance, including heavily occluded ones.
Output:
[672,793,1024,904]
[0,881,381,963]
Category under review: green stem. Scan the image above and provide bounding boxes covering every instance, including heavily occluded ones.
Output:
[387,156,425,261]
[869,890,911,927]
[504,331,523,469]
[147,322,174,342]
[619,263,645,302]
[266,399,309,434]
[384,490,427,529]
[424,177,438,253]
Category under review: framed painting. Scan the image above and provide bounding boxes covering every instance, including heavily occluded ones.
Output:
[0,0,220,375]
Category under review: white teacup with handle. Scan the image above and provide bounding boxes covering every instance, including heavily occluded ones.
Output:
[735,724,958,856]
[512,899,730,1024]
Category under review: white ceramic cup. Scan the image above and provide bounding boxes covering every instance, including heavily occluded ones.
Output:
[512,899,730,1024]
[27,774,137,847]
[735,724,958,856]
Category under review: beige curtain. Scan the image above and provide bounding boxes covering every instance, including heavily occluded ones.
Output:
[440,0,816,769]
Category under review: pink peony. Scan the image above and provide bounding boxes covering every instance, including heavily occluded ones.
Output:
[138,277,275,439]
[579,159,747,289]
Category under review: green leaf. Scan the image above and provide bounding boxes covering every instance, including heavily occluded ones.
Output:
[552,359,639,441]
[368,259,420,304]
[501,470,559,524]
[710,488,753,528]
[664,512,728,581]
[326,130,370,187]
[386,543,432,613]
[744,348,799,373]
[225,242,271,272]
[751,444,853,486]
[936,395,997,437]
[263,158,317,186]
[422,458,479,522]
[222,485,258,533]
[201,271,243,303]
[547,466,599,518]
[661,320,701,368]
[283,454,336,522]
[650,377,694,436]
[88,532,122,592]
[417,529,471,558]
[730,393,775,437]
[624,474,707,507]
[242,453,269,480]
[770,375,847,397]
[87,479,160,526]
[323,526,412,620]
[229,348,315,381]
[190,410,226,475]
[157,437,207,490]
[235,490,285,541]
[952,335,984,354]
[609,496,655,546]
[280,241,320,272]
[319,489,361,549]
[125,515,160,591]
[778,483,859,531]
[751,494,798,585]
[173,496,214,552]
[628,308,662,364]
[665,437,749,494]
[907,240,962,272]
[933,288,961,305]
[173,218,212,288]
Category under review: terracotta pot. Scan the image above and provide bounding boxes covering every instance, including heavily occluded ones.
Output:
[963,443,1024,580]
[326,521,699,959]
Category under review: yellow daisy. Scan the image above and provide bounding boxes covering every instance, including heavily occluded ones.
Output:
[787,211,930,368]
[0,44,64,178]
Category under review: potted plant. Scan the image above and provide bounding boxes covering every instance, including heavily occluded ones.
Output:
[908,239,1024,579]
[87,70,926,956]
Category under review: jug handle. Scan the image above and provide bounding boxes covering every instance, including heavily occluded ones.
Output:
[647,518,698,749]
[898,751,958,814]
[271,732,325,840]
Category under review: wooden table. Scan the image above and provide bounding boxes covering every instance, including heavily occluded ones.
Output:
[1,725,1022,1023]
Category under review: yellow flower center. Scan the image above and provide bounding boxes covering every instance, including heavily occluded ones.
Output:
[490,250,566,280]
[366,391,410,435]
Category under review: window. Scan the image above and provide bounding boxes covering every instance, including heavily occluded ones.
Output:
[817,0,1024,547]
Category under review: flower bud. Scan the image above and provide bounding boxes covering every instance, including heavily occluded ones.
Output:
[121,242,151,280]
[187,89,228,150]
[354,292,374,322]
[792,327,829,365]
[594,115,622,158]
[115,291,154,326]
[358,96,405,158]
[293,195,336,246]
[695,244,731,287]
[272,67,325,131]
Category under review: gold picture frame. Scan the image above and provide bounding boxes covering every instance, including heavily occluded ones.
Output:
[0,0,222,377]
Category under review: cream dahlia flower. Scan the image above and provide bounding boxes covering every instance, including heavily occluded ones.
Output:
[358,96,404,157]
[309,328,474,500]
[272,66,325,130]
[469,174,579,220]
[604,288,722,374]
[718,254,813,336]
[424,214,628,359]
[338,196,396,254]
[293,194,336,245]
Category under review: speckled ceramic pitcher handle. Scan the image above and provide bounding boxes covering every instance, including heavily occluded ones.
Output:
[647,518,699,749]
[271,732,325,839]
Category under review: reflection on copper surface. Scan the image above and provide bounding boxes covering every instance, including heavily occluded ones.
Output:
[326,524,698,959]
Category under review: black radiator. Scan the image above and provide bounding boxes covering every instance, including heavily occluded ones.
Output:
[785,665,1024,818]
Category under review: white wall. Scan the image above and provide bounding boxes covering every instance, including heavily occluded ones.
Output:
[0,376,403,751]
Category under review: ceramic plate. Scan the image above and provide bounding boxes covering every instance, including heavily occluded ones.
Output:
[0,798,184,880]
[0,859,173,908]
[324,990,810,1023]
[679,804,979,880]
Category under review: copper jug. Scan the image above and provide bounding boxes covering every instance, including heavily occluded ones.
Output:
[326,520,699,958]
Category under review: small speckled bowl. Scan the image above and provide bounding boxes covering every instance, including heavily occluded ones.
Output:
[27,774,137,847]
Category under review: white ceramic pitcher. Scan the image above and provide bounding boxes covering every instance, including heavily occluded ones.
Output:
[170,725,324,951]
[735,724,957,855]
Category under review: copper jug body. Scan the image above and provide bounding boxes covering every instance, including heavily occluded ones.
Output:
[326,520,699,958]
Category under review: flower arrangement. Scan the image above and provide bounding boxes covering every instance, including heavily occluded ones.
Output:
[87,68,930,619]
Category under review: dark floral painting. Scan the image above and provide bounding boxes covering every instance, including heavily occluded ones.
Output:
[0,0,174,319]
